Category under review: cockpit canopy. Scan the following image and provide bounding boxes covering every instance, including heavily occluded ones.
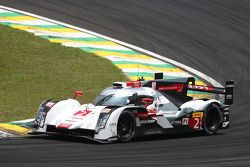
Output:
[94,87,155,106]
[93,87,178,112]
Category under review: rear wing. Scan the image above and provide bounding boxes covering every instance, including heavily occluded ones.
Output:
[148,73,234,105]
[112,73,234,105]
[186,80,234,105]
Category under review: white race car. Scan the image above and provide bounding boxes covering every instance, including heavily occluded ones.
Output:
[32,73,234,143]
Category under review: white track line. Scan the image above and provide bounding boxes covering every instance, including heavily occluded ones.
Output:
[0,5,222,87]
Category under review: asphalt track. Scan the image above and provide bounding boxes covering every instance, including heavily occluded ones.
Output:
[0,0,250,166]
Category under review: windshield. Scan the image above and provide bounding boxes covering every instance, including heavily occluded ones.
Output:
[94,88,143,106]
[95,94,130,106]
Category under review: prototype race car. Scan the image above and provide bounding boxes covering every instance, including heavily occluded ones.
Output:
[32,73,234,143]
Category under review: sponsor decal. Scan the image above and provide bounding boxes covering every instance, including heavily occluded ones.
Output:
[187,85,213,91]
[182,118,189,125]
[158,84,184,92]
[192,112,203,118]
[101,108,111,113]
[140,119,156,124]
[224,116,227,121]
[226,95,232,99]
[46,102,55,108]
[71,117,84,120]
[57,123,72,129]
[73,110,92,117]
[126,81,141,88]
[222,121,229,128]
[135,112,148,119]
[170,120,182,125]
[65,119,77,123]
[223,115,229,122]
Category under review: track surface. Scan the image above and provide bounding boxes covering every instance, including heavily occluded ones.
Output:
[0,0,250,166]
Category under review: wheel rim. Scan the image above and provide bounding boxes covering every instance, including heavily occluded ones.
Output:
[117,113,134,139]
[206,108,220,131]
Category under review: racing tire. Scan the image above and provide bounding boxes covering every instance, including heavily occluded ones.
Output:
[117,110,136,142]
[203,103,221,135]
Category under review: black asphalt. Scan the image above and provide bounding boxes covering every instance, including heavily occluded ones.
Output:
[0,0,250,166]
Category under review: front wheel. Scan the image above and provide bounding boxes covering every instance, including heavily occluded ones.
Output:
[117,110,136,142]
[203,103,222,135]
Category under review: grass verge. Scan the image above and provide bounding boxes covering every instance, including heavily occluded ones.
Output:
[0,24,127,122]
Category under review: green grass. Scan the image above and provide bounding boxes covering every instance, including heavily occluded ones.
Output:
[0,24,127,122]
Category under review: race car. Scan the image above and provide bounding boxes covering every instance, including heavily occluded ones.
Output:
[31,73,234,143]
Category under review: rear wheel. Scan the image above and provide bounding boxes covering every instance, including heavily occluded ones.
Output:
[117,110,136,142]
[203,103,221,135]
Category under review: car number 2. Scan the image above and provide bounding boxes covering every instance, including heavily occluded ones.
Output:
[189,117,201,129]
[193,118,200,129]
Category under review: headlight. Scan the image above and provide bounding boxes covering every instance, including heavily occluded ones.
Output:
[34,100,51,128]
[95,113,110,133]
[34,105,47,128]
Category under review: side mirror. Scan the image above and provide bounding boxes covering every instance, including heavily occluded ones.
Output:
[73,90,84,99]
[142,98,154,107]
